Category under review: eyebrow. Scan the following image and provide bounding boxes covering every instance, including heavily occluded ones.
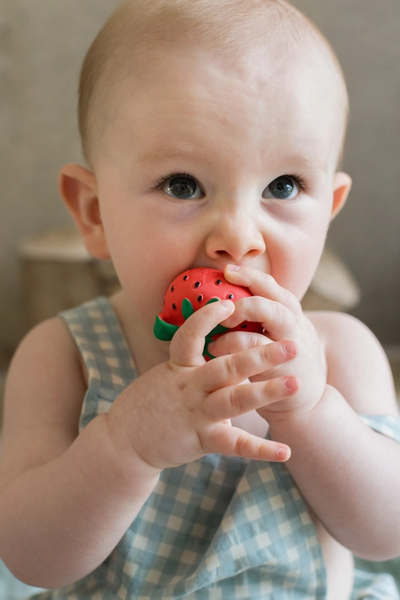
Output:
[288,153,328,175]
[134,146,330,176]
[133,146,199,168]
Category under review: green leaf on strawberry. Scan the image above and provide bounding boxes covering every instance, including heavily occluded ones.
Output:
[153,316,179,341]
[181,298,195,320]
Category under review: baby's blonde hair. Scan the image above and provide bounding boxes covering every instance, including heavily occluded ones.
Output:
[78,0,348,166]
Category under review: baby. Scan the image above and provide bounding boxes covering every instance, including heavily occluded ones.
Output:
[1,0,400,598]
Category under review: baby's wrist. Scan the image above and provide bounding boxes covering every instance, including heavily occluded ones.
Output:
[100,410,162,484]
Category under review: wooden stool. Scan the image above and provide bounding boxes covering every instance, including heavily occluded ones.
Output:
[19,228,120,328]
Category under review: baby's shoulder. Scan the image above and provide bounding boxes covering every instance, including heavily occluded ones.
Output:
[3,317,86,440]
[306,311,398,415]
[9,316,83,381]
[0,317,87,482]
[6,314,87,408]
[307,310,375,348]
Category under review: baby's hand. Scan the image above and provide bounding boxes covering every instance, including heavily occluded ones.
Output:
[210,266,327,421]
[106,299,297,472]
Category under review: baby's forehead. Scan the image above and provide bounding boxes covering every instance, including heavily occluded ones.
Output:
[81,0,348,164]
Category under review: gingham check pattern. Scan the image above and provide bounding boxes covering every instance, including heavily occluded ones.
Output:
[29,297,400,599]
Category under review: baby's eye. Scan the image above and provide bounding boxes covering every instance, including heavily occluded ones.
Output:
[262,176,300,200]
[162,175,203,200]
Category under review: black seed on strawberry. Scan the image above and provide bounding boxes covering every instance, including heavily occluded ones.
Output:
[216,279,222,285]
[227,294,234,299]
[171,285,174,292]
[197,295,203,302]
[172,303,176,310]
[194,281,201,288]
[183,275,189,281]
[241,324,248,329]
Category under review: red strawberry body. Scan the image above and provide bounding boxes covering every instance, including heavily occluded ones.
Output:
[154,268,264,359]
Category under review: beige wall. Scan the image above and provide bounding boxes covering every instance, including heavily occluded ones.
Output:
[0,0,118,357]
[0,0,399,359]
[292,0,400,344]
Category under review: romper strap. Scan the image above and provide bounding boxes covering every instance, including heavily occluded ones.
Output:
[59,296,137,393]
[360,414,400,444]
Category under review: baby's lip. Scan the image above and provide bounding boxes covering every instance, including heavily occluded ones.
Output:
[190,263,241,274]
[177,266,223,278]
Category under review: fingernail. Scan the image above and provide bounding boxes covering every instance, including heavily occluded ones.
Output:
[283,341,298,357]
[226,264,241,272]
[221,300,234,310]
[277,446,291,461]
[284,376,298,392]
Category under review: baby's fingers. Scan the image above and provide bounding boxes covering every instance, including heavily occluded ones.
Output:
[170,299,235,366]
[202,375,299,422]
[201,340,298,392]
[208,331,270,358]
[205,424,291,462]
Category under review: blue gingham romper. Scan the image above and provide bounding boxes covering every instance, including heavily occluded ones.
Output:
[30,297,400,600]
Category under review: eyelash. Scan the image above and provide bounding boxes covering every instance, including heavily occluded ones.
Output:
[154,172,200,191]
[153,172,308,194]
[286,173,307,192]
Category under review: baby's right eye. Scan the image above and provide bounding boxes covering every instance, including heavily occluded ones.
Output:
[161,174,204,200]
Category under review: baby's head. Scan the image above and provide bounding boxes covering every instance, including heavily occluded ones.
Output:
[78,0,348,169]
[61,0,352,319]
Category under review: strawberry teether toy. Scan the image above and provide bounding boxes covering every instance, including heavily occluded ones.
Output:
[153,267,264,360]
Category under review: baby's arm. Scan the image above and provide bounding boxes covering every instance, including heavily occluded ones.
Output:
[0,317,159,588]
[219,266,400,561]
[0,299,295,588]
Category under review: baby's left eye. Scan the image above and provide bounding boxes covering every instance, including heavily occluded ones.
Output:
[262,176,300,200]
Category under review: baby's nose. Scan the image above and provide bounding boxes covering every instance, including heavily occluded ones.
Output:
[205,208,266,263]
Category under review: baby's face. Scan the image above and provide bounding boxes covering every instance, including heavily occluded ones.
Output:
[91,44,348,327]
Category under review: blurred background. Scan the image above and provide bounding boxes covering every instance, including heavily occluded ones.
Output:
[0,0,399,358]
[0,0,399,369]
[0,0,399,596]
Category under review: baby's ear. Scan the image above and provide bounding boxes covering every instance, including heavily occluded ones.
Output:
[331,172,352,220]
[59,164,111,260]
